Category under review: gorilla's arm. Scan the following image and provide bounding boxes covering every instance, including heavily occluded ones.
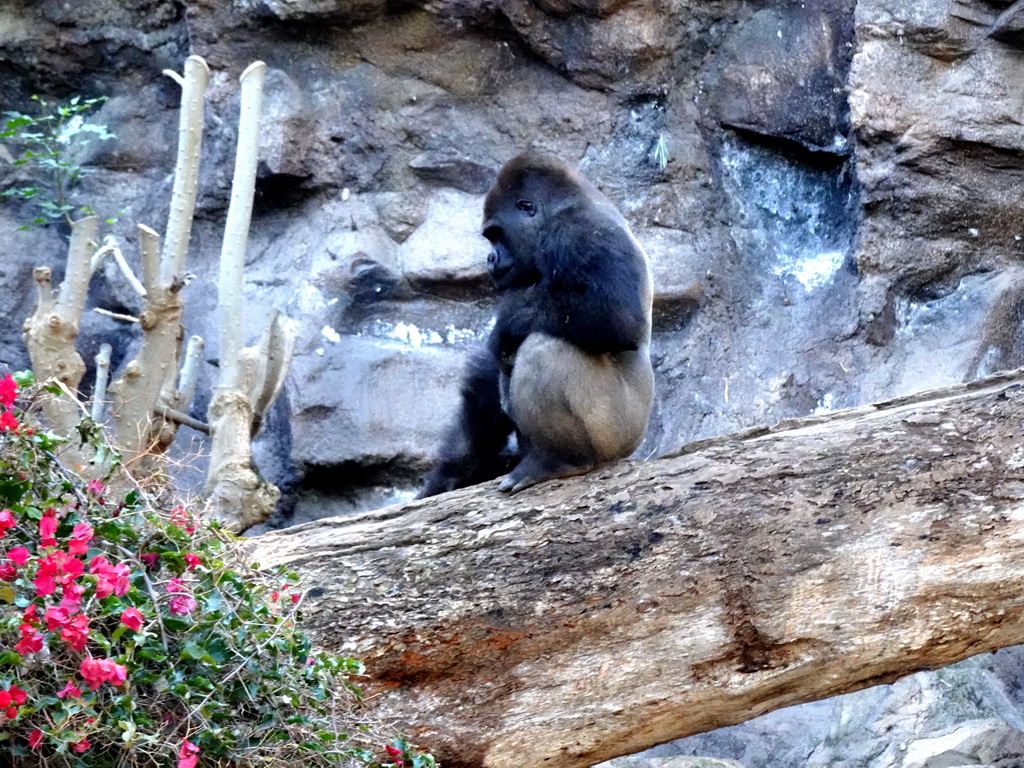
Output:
[529,209,649,355]
[491,289,537,374]
[417,347,517,498]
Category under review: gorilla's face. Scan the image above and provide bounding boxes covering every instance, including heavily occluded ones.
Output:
[482,156,582,291]
[482,190,544,290]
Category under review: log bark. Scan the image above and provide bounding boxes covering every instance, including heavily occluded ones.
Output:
[251,370,1024,768]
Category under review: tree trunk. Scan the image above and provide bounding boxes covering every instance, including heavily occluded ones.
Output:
[206,61,294,533]
[251,370,1024,768]
[22,217,97,436]
[108,54,210,474]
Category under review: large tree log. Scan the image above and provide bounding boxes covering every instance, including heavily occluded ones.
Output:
[251,371,1024,768]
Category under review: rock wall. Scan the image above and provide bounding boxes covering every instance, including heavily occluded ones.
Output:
[3,0,1024,766]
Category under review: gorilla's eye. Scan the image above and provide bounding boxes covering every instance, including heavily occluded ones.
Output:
[516,200,537,217]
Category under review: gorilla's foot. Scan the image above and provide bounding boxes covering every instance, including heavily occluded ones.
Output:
[498,452,593,494]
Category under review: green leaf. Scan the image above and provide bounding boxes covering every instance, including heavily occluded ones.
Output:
[180,641,217,665]
[163,616,193,632]
[137,647,168,663]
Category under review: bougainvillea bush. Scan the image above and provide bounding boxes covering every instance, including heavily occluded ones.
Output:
[0,372,434,768]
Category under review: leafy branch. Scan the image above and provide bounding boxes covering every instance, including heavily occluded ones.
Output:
[1,95,115,230]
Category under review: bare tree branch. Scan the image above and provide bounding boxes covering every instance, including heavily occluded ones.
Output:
[90,234,147,297]
[93,308,139,323]
[91,343,112,423]
[161,55,210,283]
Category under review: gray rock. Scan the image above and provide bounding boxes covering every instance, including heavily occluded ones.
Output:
[709,5,854,152]
[258,68,315,180]
[408,149,494,194]
[496,0,680,91]
[398,189,490,284]
[990,1,1024,47]
[601,757,747,768]
[240,0,388,23]
[287,332,472,469]
[903,720,1024,768]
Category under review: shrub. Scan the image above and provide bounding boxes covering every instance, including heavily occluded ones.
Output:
[0,372,434,768]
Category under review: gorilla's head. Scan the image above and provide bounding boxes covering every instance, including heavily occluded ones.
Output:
[482,153,591,291]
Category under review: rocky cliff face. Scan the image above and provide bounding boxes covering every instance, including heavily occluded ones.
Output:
[3,0,1024,765]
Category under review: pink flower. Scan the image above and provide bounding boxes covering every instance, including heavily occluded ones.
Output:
[33,573,56,597]
[45,606,89,651]
[79,657,127,690]
[72,737,90,753]
[0,410,18,431]
[14,627,42,655]
[8,546,30,565]
[89,555,131,598]
[61,614,89,652]
[168,594,198,616]
[0,690,19,717]
[291,593,300,605]
[120,607,144,632]
[60,583,86,613]
[170,506,195,533]
[51,551,84,583]
[68,522,93,555]
[166,577,186,593]
[0,374,16,408]
[79,658,105,689]
[39,512,57,548]
[61,556,84,582]
[0,562,15,581]
[28,729,43,749]
[271,591,279,602]
[34,550,85,596]
[178,738,200,768]
[57,681,82,699]
[45,605,70,631]
[85,479,104,495]
[0,509,14,531]
[184,553,201,571]
[140,552,159,569]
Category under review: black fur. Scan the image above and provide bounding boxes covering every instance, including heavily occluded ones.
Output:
[416,347,517,498]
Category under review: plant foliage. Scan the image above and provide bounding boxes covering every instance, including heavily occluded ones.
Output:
[1,96,115,230]
[0,373,434,768]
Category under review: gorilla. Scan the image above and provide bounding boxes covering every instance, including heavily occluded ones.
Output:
[418,153,653,496]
